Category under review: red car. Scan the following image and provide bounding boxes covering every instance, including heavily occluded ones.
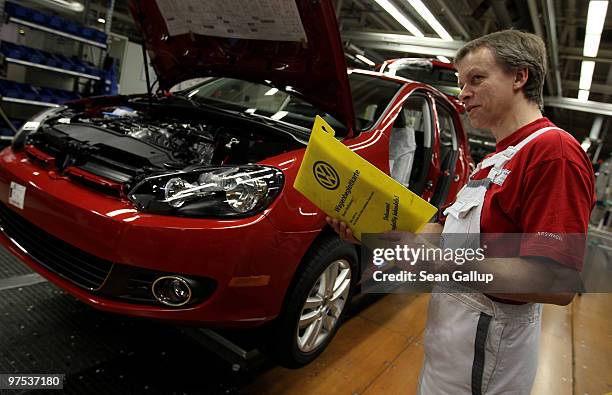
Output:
[0,0,472,367]
[379,57,494,162]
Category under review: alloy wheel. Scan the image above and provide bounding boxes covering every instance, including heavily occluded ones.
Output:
[296,259,352,353]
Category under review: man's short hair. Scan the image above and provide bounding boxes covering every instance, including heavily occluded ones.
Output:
[455,29,547,110]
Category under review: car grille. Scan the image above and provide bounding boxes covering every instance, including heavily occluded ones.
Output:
[0,202,217,306]
[0,202,112,290]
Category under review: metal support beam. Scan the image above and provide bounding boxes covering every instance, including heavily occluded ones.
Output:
[567,0,577,47]
[344,42,385,64]
[542,0,563,96]
[351,0,396,31]
[560,46,612,57]
[431,0,471,40]
[560,46,612,61]
[592,119,609,163]
[96,0,115,68]
[556,16,612,29]
[590,64,612,162]
[342,31,464,57]
[526,0,544,39]
[563,81,612,96]
[527,0,554,96]
[603,63,612,102]
[335,0,343,20]
[83,1,134,25]
[105,0,115,37]
[490,0,513,28]
[544,96,612,117]
[560,54,612,65]
[482,18,492,35]
[342,31,464,49]
[349,41,459,57]
[589,116,605,141]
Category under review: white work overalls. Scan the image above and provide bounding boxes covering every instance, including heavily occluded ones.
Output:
[417,126,562,395]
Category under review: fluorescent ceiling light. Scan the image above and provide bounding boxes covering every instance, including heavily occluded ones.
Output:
[30,0,84,12]
[264,87,279,96]
[586,1,609,34]
[97,17,106,23]
[356,54,376,66]
[406,0,453,40]
[579,60,596,90]
[583,1,609,57]
[583,33,601,57]
[578,2,602,109]
[374,0,424,37]
[436,56,451,63]
[578,89,590,102]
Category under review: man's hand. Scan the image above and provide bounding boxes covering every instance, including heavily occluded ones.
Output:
[325,218,443,245]
[325,217,361,245]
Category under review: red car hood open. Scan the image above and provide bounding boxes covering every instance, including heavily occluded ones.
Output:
[129,0,355,133]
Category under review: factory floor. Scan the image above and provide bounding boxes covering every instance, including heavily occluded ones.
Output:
[0,229,610,394]
[247,228,612,394]
[247,293,612,395]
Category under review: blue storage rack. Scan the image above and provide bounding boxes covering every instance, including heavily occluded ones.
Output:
[0,79,80,106]
[5,2,107,49]
[0,2,106,122]
[0,119,23,137]
[1,41,102,80]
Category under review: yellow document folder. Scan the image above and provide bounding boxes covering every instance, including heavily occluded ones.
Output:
[294,116,438,240]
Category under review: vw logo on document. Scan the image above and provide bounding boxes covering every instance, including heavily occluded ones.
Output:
[313,161,340,190]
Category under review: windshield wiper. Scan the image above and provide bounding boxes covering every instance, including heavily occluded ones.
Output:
[239,111,310,138]
[158,95,237,114]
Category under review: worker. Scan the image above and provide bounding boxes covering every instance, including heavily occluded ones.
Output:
[327,29,595,394]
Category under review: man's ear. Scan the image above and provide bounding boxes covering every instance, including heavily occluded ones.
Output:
[514,67,529,89]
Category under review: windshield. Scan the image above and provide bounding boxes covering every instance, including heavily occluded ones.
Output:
[180,73,402,135]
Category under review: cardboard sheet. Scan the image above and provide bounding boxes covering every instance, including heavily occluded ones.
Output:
[155,0,307,41]
[294,116,437,240]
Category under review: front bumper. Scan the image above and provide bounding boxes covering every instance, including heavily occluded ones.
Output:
[0,148,317,327]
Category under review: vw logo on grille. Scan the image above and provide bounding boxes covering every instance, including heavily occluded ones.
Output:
[313,161,340,190]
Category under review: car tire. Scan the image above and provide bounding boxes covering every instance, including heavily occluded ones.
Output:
[271,234,358,368]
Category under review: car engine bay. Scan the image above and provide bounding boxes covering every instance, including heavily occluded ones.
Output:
[21,99,304,189]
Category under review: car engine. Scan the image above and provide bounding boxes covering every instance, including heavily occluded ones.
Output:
[22,102,303,190]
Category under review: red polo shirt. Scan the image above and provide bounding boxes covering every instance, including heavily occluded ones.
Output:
[471,117,595,270]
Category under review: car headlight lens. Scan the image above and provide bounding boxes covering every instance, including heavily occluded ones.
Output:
[128,165,284,217]
[164,178,190,208]
[12,106,65,150]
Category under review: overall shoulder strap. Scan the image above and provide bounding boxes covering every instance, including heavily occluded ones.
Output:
[476,126,563,174]
[512,126,562,151]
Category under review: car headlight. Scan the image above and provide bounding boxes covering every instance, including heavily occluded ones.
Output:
[128,165,284,218]
[12,106,65,150]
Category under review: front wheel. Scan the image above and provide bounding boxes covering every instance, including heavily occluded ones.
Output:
[272,235,358,368]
